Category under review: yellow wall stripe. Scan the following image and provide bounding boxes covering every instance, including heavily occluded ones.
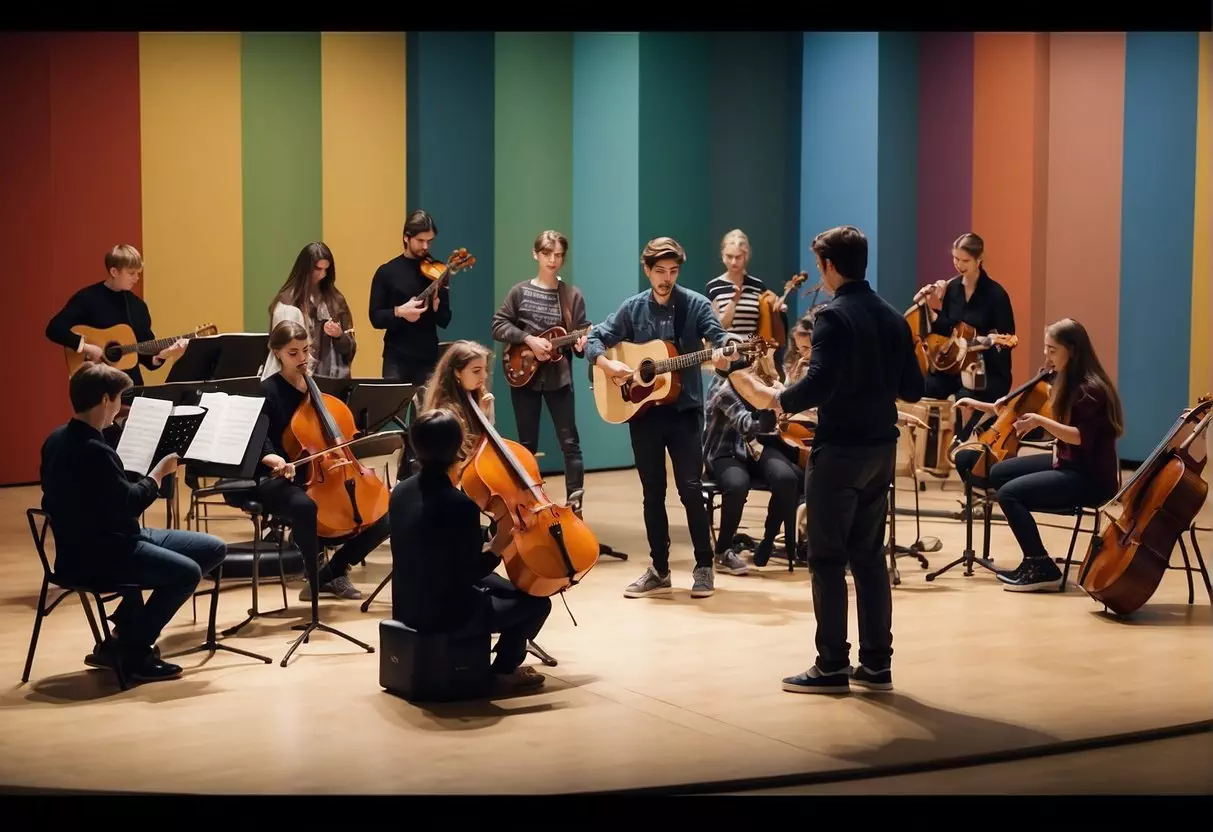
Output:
[1192,32,1212,403]
[138,33,245,383]
[320,33,408,378]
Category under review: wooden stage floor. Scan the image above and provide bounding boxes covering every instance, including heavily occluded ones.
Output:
[0,466,1210,795]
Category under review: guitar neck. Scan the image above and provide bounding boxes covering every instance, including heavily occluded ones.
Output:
[127,331,201,356]
[652,346,717,374]
[550,326,592,348]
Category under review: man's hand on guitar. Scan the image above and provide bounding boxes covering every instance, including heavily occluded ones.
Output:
[395,297,427,322]
[157,338,190,361]
[598,357,633,385]
[574,334,588,353]
[525,334,553,362]
[82,343,104,363]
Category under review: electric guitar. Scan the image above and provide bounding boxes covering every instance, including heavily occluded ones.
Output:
[64,322,218,378]
[591,334,774,424]
[503,324,594,388]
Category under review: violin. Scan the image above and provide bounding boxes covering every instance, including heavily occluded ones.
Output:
[282,369,391,539]
[950,366,1055,480]
[457,388,600,597]
[413,248,477,307]
[1078,394,1213,615]
[756,273,811,348]
[777,413,816,468]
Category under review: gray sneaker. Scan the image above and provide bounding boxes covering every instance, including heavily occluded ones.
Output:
[299,573,363,601]
[714,548,749,575]
[691,565,715,598]
[624,567,672,598]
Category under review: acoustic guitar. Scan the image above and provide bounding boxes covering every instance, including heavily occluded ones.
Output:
[503,324,594,388]
[590,334,773,424]
[64,322,218,378]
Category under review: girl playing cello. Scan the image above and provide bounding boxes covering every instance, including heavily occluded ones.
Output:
[418,340,496,475]
[955,318,1124,592]
[255,321,390,601]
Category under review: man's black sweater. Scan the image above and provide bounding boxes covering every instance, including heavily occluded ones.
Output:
[46,282,159,385]
[368,254,453,371]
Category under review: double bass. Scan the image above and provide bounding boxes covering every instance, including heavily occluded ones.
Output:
[458,388,600,598]
[282,370,391,539]
[1078,394,1213,615]
[950,366,1055,480]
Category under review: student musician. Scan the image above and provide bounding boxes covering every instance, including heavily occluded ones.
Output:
[39,362,227,682]
[490,230,590,512]
[954,318,1124,592]
[390,408,550,691]
[418,340,496,476]
[585,237,738,600]
[782,304,826,383]
[255,321,391,601]
[262,242,356,380]
[46,244,190,387]
[703,348,804,569]
[706,229,768,337]
[915,233,1015,439]
[369,209,451,384]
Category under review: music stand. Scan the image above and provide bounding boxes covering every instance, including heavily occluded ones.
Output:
[166,333,269,383]
[925,443,999,582]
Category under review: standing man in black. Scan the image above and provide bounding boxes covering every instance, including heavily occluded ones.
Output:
[727,226,924,694]
[368,210,452,384]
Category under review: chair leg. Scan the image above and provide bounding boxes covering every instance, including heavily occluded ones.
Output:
[1188,527,1212,605]
[85,593,127,691]
[360,569,393,613]
[1058,512,1083,593]
[21,577,50,683]
[1176,536,1196,605]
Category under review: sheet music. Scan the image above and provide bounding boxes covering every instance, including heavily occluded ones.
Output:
[115,396,173,475]
[184,392,265,466]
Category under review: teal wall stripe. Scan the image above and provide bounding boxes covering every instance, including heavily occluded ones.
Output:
[492,32,575,475]
[572,32,640,472]
[240,32,323,331]
[405,32,496,352]
[876,33,921,308]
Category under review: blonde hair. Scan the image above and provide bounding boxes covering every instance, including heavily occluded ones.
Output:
[420,340,493,461]
[105,244,143,272]
[720,229,751,256]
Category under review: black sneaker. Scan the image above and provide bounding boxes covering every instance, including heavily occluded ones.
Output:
[850,665,893,692]
[997,557,1063,592]
[752,538,774,567]
[85,636,159,668]
[782,665,852,694]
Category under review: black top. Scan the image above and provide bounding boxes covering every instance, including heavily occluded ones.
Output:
[39,419,160,575]
[778,279,924,447]
[490,278,590,391]
[390,466,501,632]
[257,374,306,480]
[45,282,158,385]
[368,254,452,369]
[930,269,1016,394]
[1056,381,1121,500]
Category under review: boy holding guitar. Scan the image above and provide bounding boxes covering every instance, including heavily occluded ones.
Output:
[46,244,190,386]
[585,237,744,599]
[491,230,591,512]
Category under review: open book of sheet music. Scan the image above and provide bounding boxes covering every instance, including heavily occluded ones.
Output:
[115,392,266,475]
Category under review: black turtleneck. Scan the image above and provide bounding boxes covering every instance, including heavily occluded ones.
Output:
[929,269,1016,394]
[389,464,501,632]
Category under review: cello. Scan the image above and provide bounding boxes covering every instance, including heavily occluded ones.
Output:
[457,388,600,598]
[950,366,1055,480]
[756,273,811,348]
[282,369,391,539]
[1078,394,1213,615]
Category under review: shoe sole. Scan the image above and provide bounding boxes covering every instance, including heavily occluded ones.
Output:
[690,588,715,598]
[782,682,849,694]
[624,585,672,598]
[851,679,894,692]
[714,564,748,575]
[1002,579,1062,592]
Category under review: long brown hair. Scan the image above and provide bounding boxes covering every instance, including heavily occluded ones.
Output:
[420,340,493,460]
[269,242,351,330]
[1045,318,1124,437]
[783,304,825,380]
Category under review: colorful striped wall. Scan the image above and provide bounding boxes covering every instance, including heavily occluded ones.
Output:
[1,31,1208,485]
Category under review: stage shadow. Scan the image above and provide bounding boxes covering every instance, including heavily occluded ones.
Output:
[1088,603,1211,628]
[664,588,814,622]
[371,679,581,732]
[832,692,1062,769]
[1,670,214,707]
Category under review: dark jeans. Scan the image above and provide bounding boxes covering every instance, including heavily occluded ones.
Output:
[628,406,714,572]
[102,529,227,655]
[989,454,1112,561]
[924,372,1009,440]
[253,476,391,582]
[382,355,435,385]
[954,447,988,489]
[709,443,803,554]
[511,383,584,495]
[804,442,897,673]
[455,573,552,673]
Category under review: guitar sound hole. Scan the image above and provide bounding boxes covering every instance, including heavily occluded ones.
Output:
[637,361,655,385]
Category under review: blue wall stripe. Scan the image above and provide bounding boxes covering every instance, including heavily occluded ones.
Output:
[572,32,640,471]
[876,33,920,308]
[406,32,496,349]
[800,33,881,294]
[1118,32,1200,461]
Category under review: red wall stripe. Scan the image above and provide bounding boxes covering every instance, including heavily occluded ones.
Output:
[0,33,143,486]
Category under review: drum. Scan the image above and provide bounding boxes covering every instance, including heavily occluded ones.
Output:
[897,398,954,479]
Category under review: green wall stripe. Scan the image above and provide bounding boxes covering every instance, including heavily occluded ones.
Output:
[240,32,323,330]
[638,33,713,294]
[876,33,921,308]
[491,33,575,474]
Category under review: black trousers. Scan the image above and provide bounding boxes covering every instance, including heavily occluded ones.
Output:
[989,454,1111,561]
[709,443,803,554]
[924,372,1009,440]
[454,573,552,673]
[804,442,897,673]
[382,354,435,385]
[510,383,584,494]
[253,476,391,582]
[628,406,714,571]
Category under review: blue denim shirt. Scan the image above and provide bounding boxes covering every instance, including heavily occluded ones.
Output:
[585,284,733,412]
